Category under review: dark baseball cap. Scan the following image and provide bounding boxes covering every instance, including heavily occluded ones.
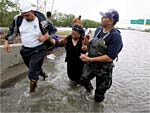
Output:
[100,9,119,23]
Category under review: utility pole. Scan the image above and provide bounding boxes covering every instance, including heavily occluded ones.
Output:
[36,0,54,14]
[51,0,54,13]
[44,0,46,13]
[37,0,39,11]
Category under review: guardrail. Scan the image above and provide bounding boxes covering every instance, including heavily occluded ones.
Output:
[0,44,23,73]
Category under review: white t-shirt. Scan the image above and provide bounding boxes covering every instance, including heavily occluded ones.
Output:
[19,17,44,48]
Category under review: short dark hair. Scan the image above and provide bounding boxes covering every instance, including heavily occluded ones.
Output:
[72,24,85,36]
[46,11,51,17]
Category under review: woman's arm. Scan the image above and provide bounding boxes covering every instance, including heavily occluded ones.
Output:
[48,35,68,47]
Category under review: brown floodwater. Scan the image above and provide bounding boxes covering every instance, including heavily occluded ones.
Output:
[0,30,150,113]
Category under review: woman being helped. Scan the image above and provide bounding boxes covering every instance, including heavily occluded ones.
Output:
[50,24,88,85]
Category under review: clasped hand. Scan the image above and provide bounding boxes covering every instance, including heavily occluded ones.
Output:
[80,53,91,62]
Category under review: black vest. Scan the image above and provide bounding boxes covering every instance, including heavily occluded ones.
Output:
[65,35,86,62]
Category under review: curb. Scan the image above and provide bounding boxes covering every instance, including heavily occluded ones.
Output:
[0,63,28,88]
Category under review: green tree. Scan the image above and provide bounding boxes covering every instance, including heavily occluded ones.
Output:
[52,10,100,28]
[52,10,75,27]
[0,0,19,27]
[82,19,100,28]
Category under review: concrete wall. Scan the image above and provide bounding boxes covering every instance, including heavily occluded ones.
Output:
[0,44,23,73]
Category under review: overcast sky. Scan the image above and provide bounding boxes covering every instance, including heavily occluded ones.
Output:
[16,0,150,22]
[53,0,150,21]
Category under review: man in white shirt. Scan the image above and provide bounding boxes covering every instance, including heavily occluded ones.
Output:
[4,3,51,93]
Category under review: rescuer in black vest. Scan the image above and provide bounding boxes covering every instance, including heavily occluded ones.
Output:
[80,9,123,102]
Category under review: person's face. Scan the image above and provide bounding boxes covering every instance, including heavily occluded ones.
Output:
[72,30,81,40]
[101,17,113,28]
[22,11,34,22]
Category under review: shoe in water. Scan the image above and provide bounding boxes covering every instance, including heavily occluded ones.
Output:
[50,54,56,58]
[40,72,48,80]
[47,54,56,60]
[85,82,94,93]
[95,95,105,103]
[30,80,37,93]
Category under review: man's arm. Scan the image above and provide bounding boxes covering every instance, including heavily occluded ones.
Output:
[80,31,123,63]
[80,54,113,62]
[4,18,17,52]
[5,19,16,42]
[4,40,11,52]
[38,32,65,47]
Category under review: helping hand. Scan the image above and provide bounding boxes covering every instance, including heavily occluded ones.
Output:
[4,41,11,52]
[39,33,49,42]
[81,45,87,51]
[80,53,91,62]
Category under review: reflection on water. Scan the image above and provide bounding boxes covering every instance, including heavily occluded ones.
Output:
[0,30,150,113]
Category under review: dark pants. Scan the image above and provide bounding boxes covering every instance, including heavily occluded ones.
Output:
[20,44,46,80]
[80,62,113,101]
[67,60,85,84]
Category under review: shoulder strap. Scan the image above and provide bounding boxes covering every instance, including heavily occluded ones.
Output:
[102,32,110,39]
[95,27,110,40]
[95,28,102,38]
[94,26,102,38]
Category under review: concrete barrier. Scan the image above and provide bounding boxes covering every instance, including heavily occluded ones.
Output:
[0,43,23,73]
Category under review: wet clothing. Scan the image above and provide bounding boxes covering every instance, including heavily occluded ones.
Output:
[5,11,56,81]
[80,26,123,102]
[20,43,46,80]
[56,35,86,83]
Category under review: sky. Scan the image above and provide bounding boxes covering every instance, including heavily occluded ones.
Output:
[14,0,150,23]
[53,0,150,22]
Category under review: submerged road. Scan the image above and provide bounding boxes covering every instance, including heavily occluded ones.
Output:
[0,30,150,113]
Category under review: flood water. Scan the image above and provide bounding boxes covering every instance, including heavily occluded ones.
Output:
[0,30,150,113]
